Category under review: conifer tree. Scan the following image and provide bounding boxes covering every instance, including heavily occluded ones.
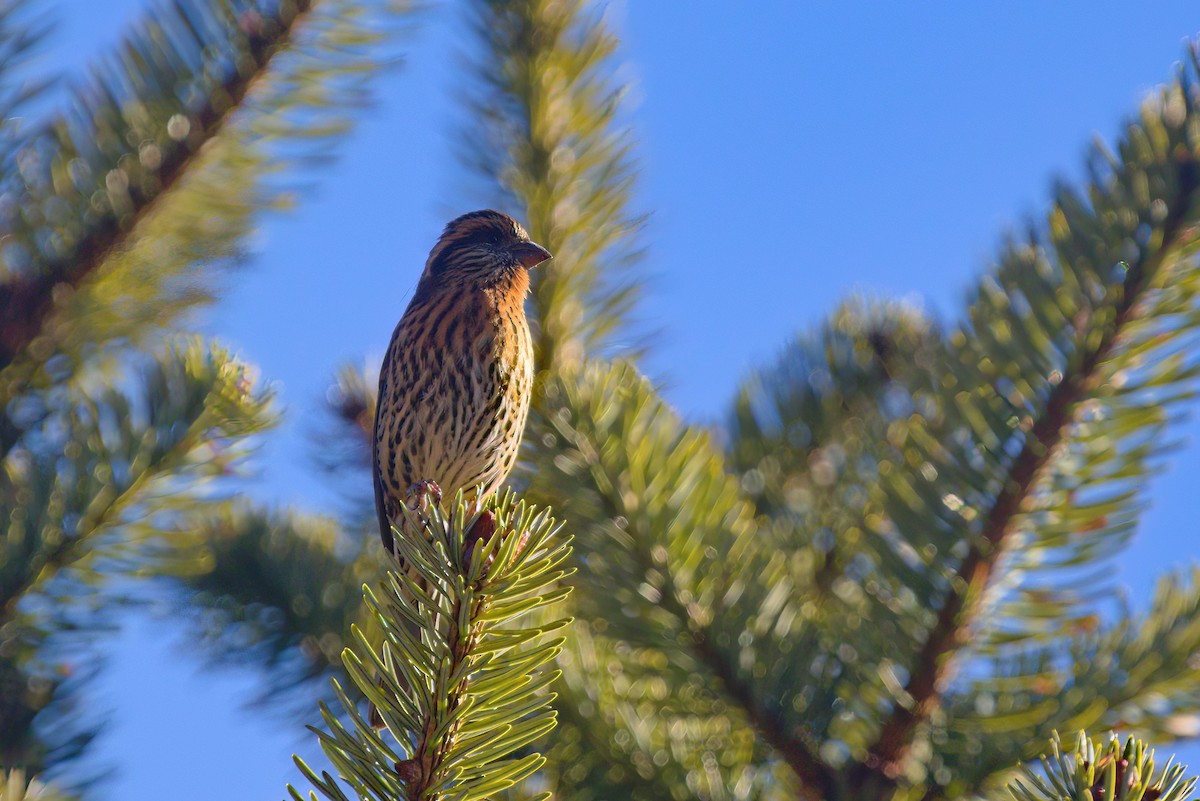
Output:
[8,1,1200,801]
[0,0,412,791]
[288,9,1200,801]
[289,493,573,801]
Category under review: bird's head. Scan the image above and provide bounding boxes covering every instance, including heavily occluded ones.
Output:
[420,210,552,289]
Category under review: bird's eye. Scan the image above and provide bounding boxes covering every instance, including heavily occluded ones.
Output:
[459,229,504,250]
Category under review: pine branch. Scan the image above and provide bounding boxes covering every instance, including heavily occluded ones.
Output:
[729,297,943,522]
[691,631,834,799]
[0,0,413,776]
[535,627,722,801]
[0,340,275,623]
[464,0,646,372]
[312,361,379,512]
[290,492,571,801]
[0,0,315,367]
[324,362,377,464]
[0,626,57,775]
[526,362,832,799]
[724,300,978,771]
[0,0,52,151]
[860,56,1200,781]
[0,624,97,784]
[178,503,370,705]
[587,511,828,798]
[0,339,273,770]
[0,0,414,428]
[923,569,1200,799]
[728,301,952,732]
[0,768,73,801]
[1007,731,1197,801]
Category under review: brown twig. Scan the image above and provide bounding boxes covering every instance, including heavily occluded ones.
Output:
[860,156,1199,783]
[400,561,487,800]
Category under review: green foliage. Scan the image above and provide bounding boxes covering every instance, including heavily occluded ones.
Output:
[515,52,1200,787]
[7,0,1200,799]
[1007,731,1197,801]
[0,768,72,801]
[933,569,1200,796]
[0,1,51,156]
[290,492,572,801]
[523,361,794,800]
[729,297,946,524]
[0,0,417,786]
[0,0,414,433]
[835,47,1200,793]
[318,362,378,484]
[877,63,1200,652]
[465,0,645,371]
[2,339,274,600]
[183,503,373,702]
[0,339,274,769]
[281,24,1200,801]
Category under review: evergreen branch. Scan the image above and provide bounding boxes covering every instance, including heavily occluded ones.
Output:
[0,621,98,779]
[324,361,377,463]
[0,0,315,367]
[0,624,60,775]
[863,54,1200,779]
[0,0,52,154]
[178,503,371,705]
[727,300,954,757]
[0,768,72,801]
[464,0,646,371]
[926,569,1200,799]
[291,492,571,801]
[526,362,832,799]
[1,601,106,785]
[535,627,719,801]
[0,0,414,412]
[0,339,273,769]
[313,361,379,510]
[729,297,943,523]
[1006,731,1197,801]
[0,0,412,776]
[690,630,833,800]
[0,339,274,621]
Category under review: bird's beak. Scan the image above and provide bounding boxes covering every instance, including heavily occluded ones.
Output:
[513,241,553,269]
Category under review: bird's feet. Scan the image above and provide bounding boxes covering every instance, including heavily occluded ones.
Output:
[405,480,443,510]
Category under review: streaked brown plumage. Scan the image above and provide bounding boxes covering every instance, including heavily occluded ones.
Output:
[372,210,551,553]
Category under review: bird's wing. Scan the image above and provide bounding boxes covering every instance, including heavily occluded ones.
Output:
[372,355,394,554]
[373,448,393,553]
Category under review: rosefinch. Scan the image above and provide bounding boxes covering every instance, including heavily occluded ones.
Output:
[372,210,551,553]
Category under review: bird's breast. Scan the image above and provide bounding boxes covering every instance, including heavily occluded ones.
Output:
[375,282,533,506]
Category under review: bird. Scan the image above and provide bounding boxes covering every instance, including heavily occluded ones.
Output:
[372,209,551,555]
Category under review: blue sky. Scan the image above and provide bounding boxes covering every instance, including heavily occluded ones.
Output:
[41,1,1200,797]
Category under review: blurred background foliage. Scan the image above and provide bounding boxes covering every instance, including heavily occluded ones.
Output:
[2,0,1200,800]
[0,0,412,784]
